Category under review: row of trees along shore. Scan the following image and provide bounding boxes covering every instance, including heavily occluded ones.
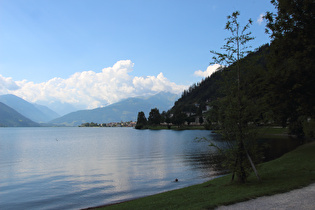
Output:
[136,0,314,183]
[135,108,199,129]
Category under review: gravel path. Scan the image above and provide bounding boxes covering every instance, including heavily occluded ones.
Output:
[216,183,315,210]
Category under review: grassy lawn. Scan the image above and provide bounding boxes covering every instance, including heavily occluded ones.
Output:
[212,126,289,137]
[255,126,289,138]
[143,125,206,130]
[96,141,315,209]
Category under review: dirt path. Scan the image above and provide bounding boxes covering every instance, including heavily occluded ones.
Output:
[216,183,315,210]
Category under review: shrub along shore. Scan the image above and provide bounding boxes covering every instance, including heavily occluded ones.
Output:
[90,138,315,209]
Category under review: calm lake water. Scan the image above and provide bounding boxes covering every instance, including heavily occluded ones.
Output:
[0,127,226,210]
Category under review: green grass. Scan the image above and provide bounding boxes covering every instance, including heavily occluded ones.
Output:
[144,125,206,130]
[255,126,289,138]
[96,141,315,209]
[212,126,289,137]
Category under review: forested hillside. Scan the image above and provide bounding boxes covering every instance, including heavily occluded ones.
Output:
[172,44,270,115]
[169,0,314,138]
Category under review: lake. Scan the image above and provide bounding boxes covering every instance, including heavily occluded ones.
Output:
[0,127,226,210]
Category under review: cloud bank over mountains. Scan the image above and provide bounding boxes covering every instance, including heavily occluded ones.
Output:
[0,60,187,110]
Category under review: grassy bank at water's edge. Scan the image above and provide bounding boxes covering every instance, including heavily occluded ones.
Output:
[95,141,315,209]
[137,125,206,130]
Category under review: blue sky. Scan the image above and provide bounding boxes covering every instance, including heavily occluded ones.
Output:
[0,0,275,111]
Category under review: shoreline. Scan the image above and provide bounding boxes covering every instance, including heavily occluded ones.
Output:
[87,182,315,210]
[85,174,228,209]
[86,180,315,210]
[85,141,315,209]
[84,175,227,209]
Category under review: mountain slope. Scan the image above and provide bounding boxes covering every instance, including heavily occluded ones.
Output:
[35,100,78,116]
[171,44,270,114]
[33,103,60,120]
[0,94,60,123]
[0,102,40,127]
[50,92,179,126]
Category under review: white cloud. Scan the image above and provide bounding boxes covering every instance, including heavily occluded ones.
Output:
[133,72,186,94]
[257,13,264,25]
[0,75,20,93]
[194,64,222,78]
[1,60,187,109]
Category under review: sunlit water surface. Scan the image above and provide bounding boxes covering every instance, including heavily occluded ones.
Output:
[0,127,226,210]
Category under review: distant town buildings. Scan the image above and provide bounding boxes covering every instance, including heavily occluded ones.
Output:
[79,121,136,127]
[102,121,137,127]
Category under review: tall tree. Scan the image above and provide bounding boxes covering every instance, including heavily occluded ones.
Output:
[172,109,186,127]
[135,111,147,129]
[148,108,161,125]
[265,0,315,136]
[210,11,260,183]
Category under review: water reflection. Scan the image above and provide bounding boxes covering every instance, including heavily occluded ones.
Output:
[0,128,225,210]
[184,133,303,177]
[0,127,301,210]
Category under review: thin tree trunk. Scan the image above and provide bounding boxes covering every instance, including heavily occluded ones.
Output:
[235,22,260,182]
[243,142,261,181]
[231,158,238,182]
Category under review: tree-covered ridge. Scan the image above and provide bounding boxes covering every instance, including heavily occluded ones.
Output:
[173,27,268,115]
[171,43,270,119]
[170,0,314,137]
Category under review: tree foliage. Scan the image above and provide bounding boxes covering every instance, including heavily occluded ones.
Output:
[209,11,261,183]
[265,0,315,137]
[135,111,147,129]
[148,108,161,125]
[171,109,187,127]
[210,11,254,66]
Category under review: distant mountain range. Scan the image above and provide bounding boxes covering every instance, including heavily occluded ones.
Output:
[0,102,39,127]
[0,92,179,127]
[50,92,179,126]
[0,94,60,123]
